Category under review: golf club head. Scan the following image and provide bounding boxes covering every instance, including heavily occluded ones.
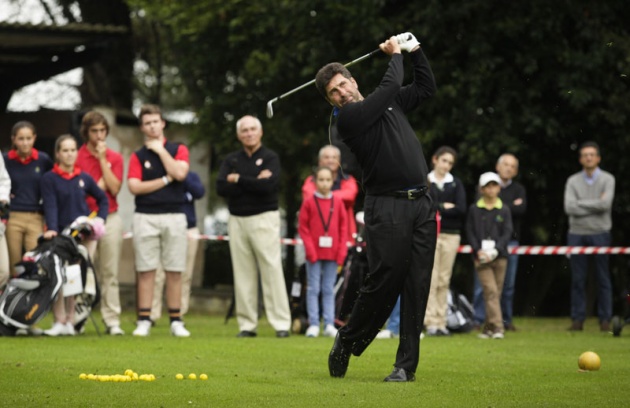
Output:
[266,99,276,118]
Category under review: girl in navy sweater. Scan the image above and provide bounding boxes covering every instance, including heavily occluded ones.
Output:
[41,135,108,336]
[3,121,53,276]
[425,146,467,336]
[298,166,348,338]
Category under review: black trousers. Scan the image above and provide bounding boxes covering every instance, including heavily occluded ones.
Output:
[338,193,437,373]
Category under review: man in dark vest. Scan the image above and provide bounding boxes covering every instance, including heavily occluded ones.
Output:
[127,104,191,337]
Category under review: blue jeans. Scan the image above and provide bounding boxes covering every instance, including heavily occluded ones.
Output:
[306,260,338,327]
[385,296,401,335]
[473,240,519,325]
[568,232,612,323]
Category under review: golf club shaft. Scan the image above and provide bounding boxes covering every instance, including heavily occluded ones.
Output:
[266,48,381,118]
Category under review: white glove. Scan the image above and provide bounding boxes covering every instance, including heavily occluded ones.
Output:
[396,32,420,52]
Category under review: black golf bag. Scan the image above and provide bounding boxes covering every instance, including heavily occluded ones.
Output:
[334,211,368,327]
[0,228,100,336]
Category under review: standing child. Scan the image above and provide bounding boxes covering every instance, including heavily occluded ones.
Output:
[298,166,348,338]
[41,135,108,336]
[425,146,467,336]
[3,121,53,277]
[466,172,512,339]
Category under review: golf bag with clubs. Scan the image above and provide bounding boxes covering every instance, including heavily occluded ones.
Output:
[0,219,100,336]
[334,211,368,327]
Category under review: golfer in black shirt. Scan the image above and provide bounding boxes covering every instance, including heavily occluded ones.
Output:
[315,33,437,382]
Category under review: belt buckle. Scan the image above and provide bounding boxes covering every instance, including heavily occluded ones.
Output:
[407,190,414,200]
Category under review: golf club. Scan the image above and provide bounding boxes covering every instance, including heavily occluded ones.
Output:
[266,48,381,119]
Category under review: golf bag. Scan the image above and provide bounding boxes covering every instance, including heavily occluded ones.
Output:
[0,224,100,336]
[445,289,475,333]
[334,211,368,327]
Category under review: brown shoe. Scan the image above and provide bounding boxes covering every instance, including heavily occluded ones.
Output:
[505,323,517,332]
[600,321,610,332]
[568,321,583,331]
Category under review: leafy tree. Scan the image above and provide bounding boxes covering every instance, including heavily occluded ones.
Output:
[125,0,630,314]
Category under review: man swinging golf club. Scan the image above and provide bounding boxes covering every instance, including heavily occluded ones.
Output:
[315,33,437,382]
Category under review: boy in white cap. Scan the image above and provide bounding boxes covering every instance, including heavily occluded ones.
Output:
[465,172,513,339]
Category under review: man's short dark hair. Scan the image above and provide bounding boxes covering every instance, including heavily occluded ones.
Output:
[315,63,353,99]
[579,141,600,156]
[80,111,109,142]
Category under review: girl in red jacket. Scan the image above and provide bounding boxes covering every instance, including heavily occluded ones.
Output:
[298,166,348,338]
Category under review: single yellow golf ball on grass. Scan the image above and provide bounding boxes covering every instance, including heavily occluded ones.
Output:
[188,373,197,380]
[199,374,208,380]
[176,373,184,380]
[578,351,601,371]
[79,373,87,380]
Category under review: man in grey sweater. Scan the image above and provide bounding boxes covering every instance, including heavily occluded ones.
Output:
[564,141,615,332]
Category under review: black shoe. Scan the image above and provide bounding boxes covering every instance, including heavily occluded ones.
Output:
[384,367,415,382]
[328,334,351,378]
[276,330,290,338]
[236,330,257,338]
[568,321,583,331]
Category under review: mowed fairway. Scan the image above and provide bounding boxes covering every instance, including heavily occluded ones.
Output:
[0,314,627,407]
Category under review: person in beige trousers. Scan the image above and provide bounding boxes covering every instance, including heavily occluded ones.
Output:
[216,115,291,338]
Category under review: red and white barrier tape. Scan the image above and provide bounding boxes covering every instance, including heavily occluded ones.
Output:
[121,232,630,255]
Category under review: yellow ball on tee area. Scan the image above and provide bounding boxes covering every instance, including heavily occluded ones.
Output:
[188,373,197,380]
[578,351,601,371]
[176,373,184,380]
[199,374,208,380]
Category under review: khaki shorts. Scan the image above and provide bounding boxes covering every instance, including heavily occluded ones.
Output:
[132,213,187,272]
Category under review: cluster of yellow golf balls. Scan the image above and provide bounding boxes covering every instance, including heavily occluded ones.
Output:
[78,369,155,382]
[176,373,208,380]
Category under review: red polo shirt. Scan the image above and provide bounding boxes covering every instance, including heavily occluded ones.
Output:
[76,144,123,213]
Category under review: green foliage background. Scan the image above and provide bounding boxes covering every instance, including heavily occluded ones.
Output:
[121,0,629,314]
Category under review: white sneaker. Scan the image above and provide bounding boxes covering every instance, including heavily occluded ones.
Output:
[323,324,338,337]
[108,325,125,336]
[133,320,152,337]
[492,331,505,339]
[376,329,393,339]
[170,321,190,337]
[305,325,320,338]
[65,322,76,336]
[478,330,492,339]
[44,322,68,337]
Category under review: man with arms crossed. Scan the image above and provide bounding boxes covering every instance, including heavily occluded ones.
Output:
[216,115,291,338]
[564,141,615,332]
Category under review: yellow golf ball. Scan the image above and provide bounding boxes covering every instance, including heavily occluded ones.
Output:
[188,373,197,380]
[176,373,184,380]
[199,374,208,380]
[79,373,87,380]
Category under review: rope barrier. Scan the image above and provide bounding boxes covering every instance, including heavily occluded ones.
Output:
[121,232,630,255]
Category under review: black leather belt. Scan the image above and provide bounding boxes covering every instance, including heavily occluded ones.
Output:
[382,186,428,200]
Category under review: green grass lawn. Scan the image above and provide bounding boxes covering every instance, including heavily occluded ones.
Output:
[0,314,627,407]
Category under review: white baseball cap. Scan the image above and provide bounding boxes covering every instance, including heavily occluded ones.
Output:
[479,172,501,187]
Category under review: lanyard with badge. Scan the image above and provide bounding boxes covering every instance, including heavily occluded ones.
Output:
[314,196,334,248]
